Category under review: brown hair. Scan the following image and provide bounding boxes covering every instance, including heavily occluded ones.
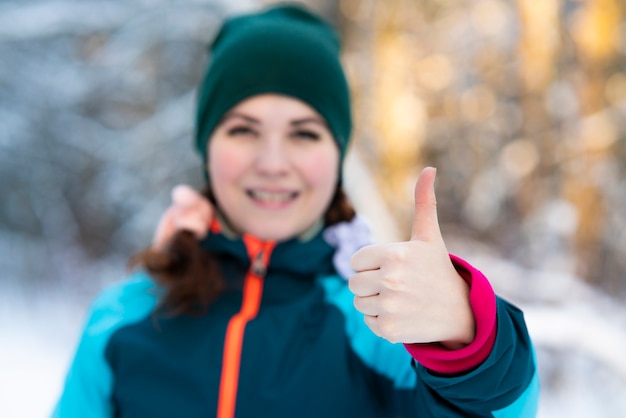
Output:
[129,185,355,316]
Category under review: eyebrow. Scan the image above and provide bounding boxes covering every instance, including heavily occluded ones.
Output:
[291,117,327,127]
[222,113,327,127]
[222,113,260,124]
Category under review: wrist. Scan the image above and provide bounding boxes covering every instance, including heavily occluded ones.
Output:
[440,268,475,349]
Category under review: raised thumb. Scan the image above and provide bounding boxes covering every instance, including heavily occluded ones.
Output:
[410,167,442,242]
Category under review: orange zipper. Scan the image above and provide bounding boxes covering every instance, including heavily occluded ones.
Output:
[217,236,275,418]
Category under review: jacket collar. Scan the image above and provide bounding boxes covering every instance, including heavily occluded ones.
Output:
[199,219,337,280]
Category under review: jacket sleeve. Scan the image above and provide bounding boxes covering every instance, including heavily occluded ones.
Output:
[51,272,158,418]
[405,255,539,417]
[51,295,117,418]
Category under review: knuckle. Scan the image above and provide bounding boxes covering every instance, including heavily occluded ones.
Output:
[384,243,411,264]
[381,273,402,291]
[380,267,407,292]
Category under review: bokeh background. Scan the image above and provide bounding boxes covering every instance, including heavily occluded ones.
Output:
[1,0,626,416]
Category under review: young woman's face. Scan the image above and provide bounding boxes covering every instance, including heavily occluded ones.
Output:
[208,94,340,241]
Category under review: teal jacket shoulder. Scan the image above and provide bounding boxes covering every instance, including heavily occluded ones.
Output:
[52,271,158,418]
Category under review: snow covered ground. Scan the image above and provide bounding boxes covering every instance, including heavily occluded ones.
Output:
[0,287,85,418]
[461,251,626,418]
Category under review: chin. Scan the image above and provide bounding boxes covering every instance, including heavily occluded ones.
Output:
[250,230,296,242]
[246,223,304,242]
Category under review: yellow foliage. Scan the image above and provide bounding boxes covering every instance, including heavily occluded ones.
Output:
[570,0,622,64]
[517,0,561,91]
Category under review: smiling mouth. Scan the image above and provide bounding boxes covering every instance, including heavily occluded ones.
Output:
[247,189,299,203]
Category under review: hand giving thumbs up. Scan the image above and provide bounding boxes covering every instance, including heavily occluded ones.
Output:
[349,167,475,348]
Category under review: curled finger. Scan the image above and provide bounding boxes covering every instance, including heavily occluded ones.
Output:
[363,315,381,338]
[353,294,380,317]
[349,269,382,297]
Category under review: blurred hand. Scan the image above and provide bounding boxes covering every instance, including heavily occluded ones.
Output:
[349,167,474,348]
[152,185,213,251]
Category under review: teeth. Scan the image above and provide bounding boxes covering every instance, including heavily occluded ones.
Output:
[250,190,296,202]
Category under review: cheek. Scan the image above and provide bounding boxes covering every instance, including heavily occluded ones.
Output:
[208,143,245,194]
[300,149,340,195]
[207,141,245,206]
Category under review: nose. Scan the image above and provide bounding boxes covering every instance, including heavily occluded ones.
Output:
[254,137,290,176]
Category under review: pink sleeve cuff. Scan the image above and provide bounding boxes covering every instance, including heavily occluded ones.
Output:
[403,254,497,375]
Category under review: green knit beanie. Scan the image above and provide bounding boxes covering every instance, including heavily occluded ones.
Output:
[194,4,352,165]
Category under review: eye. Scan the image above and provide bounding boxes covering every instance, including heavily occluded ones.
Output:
[292,129,320,141]
[227,125,257,137]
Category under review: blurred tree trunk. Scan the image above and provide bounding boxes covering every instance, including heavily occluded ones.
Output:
[516,0,560,210]
[370,0,426,236]
[565,0,622,288]
[341,0,429,239]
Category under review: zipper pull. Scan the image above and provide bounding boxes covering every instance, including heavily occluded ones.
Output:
[251,250,266,277]
[243,235,275,278]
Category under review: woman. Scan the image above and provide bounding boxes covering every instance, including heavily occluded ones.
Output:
[53,4,539,417]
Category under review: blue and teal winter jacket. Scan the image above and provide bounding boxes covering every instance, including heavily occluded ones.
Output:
[53,217,539,417]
